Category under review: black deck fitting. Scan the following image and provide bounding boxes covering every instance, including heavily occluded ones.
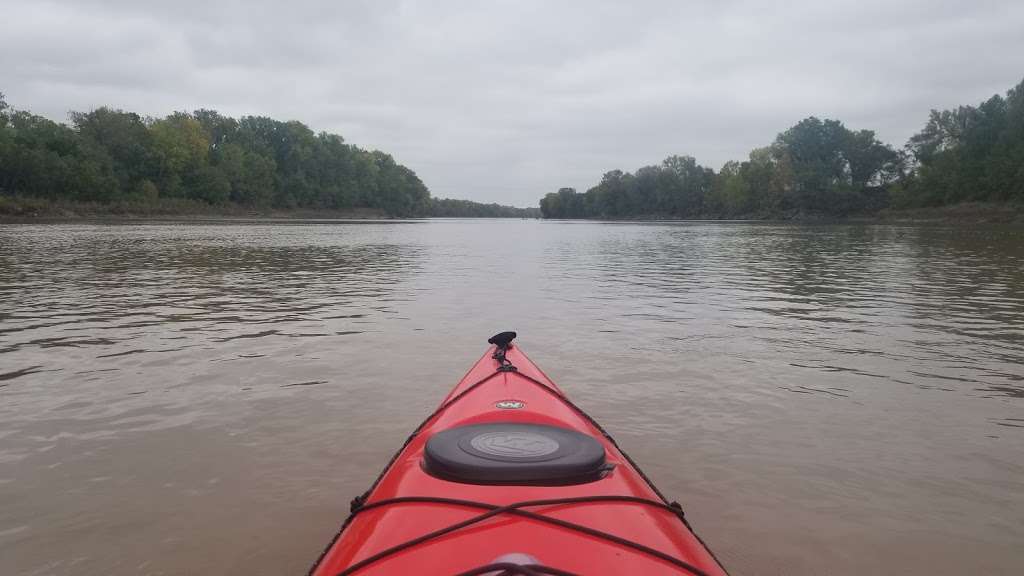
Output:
[487,331,517,349]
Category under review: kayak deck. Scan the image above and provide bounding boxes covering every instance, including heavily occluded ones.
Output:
[310,338,727,575]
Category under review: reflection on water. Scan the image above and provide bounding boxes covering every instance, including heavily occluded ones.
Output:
[1,220,1022,575]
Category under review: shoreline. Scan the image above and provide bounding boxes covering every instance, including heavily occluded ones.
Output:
[542,202,1024,225]
[0,196,398,223]
[867,202,1024,224]
[1,196,1021,225]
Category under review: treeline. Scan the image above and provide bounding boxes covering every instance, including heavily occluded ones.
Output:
[541,77,1024,219]
[429,197,540,218]
[0,94,430,216]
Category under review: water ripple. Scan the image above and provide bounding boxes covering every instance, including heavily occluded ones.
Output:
[1,220,1023,575]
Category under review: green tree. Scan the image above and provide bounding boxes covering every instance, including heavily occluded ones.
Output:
[904,78,1024,206]
[212,143,273,206]
[187,165,231,204]
[709,161,752,216]
[430,198,539,217]
[193,109,238,149]
[71,107,155,195]
[661,155,714,216]
[150,113,208,174]
[2,96,434,215]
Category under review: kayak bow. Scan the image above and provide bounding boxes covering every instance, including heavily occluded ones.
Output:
[309,332,727,575]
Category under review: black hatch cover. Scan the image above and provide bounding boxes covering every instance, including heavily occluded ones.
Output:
[423,422,608,485]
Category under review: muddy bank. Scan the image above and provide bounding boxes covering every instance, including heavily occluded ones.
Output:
[0,196,393,222]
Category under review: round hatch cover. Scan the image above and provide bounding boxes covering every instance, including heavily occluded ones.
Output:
[469,431,560,458]
[424,422,607,485]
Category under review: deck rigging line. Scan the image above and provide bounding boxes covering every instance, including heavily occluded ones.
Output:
[309,337,729,575]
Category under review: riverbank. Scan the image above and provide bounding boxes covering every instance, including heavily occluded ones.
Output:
[0,195,393,222]
[541,202,1024,225]
[3,195,1020,224]
[871,202,1024,224]
[0,195,543,222]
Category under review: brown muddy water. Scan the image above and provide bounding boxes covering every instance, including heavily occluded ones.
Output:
[1,219,1022,575]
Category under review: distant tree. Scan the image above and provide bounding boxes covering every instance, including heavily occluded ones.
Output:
[71,107,156,193]
[213,143,272,207]
[539,116,905,219]
[431,198,540,218]
[661,155,715,216]
[0,107,113,200]
[0,95,440,215]
[708,160,752,216]
[193,108,238,149]
[0,93,12,191]
[903,77,1024,206]
[149,112,210,198]
[187,165,231,204]
[539,191,561,218]
[761,117,901,215]
[540,157,717,220]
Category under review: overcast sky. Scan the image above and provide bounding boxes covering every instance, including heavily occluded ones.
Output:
[2,0,1023,206]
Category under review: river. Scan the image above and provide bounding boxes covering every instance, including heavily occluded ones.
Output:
[1,219,1022,575]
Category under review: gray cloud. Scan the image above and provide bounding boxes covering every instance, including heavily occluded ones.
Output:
[3,0,1023,206]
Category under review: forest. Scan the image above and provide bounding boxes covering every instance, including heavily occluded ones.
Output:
[540,77,1024,219]
[0,95,527,218]
[4,77,1021,221]
[429,198,539,218]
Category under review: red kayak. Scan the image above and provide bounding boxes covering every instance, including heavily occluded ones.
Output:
[309,333,728,575]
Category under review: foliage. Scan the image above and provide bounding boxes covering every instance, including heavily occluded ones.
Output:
[540,77,1023,219]
[902,79,1024,207]
[0,98,431,216]
[429,197,540,218]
